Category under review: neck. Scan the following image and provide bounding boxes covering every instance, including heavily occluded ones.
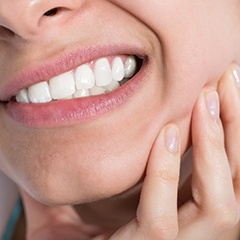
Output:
[74,183,142,229]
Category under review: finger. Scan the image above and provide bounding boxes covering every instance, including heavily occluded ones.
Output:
[136,124,180,240]
[218,64,240,204]
[179,90,239,239]
[191,90,234,210]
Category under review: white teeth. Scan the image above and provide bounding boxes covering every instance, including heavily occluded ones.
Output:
[62,95,73,100]
[15,55,139,103]
[94,58,112,87]
[112,57,124,81]
[28,81,52,103]
[124,56,137,78]
[73,89,90,98]
[104,80,120,93]
[16,89,30,103]
[49,71,75,100]
[75,64,95,90]
[90,86,106,96]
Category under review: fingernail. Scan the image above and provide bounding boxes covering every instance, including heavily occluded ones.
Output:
[205,91,220,119]
[165,125,179,153]
[232,64,240,88]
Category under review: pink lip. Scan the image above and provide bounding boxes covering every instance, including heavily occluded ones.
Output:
[4,75,143,127]
[2,45,148,127]
[0,44,145,101]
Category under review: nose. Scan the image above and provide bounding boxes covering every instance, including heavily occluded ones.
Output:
[0,0,84,40]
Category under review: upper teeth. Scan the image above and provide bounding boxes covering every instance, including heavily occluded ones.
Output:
[16,55,137,103]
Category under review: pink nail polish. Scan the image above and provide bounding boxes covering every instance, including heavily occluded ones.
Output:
[165,125,179,153]
[206,91,220,119]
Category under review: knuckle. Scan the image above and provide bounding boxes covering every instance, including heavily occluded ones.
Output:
[143,217,178,240]
[154,163,179,185]
[212,203,239,231]
[158,172,179,185]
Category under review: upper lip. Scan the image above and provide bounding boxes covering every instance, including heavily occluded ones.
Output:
[0,44,146,102]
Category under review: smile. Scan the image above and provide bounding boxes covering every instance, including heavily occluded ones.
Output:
[16,55,139,104]
[3,47,147,127]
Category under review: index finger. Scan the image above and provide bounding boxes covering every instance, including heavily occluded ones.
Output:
[136,124,180,240]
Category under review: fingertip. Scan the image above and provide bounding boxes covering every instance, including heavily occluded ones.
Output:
[231,63,240,89]
[218,63,240,123]
[192,88,221,142]
[165,124,180,154]
[151,124,180,162]
[145,124,181,180]
[218,63,240,92]
[205,90,220,120]
[149,124,181,178]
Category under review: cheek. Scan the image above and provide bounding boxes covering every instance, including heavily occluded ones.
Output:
[120,0,240,86]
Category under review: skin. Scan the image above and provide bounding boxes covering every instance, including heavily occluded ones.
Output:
[0,0,240,239]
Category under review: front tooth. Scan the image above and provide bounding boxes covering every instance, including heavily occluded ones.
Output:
[124,56,137,78]
[73,89,90,98]
[94,58,112,87]
[112,57,124,81]
[28,82,52,103]
[49,71,75,100]
[75,64,95,90]
[16,89,30,103]
[90,86,105,96]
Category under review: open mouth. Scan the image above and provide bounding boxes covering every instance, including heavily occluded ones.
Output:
[14,55,142,104]
[3,52,145,127]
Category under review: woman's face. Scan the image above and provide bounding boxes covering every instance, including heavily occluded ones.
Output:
[0,0,239,205]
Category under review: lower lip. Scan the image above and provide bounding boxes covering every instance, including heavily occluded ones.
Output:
[4,63,147,128]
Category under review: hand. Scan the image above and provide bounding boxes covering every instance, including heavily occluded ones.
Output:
[116,64,239,240]
[20,64,240,240]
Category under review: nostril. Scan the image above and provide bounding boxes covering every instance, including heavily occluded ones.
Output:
[43,8,59,17]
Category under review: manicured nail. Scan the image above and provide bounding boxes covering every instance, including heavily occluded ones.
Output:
[205,91,220,119]
[165,125,179,153]
[232,64,240,88]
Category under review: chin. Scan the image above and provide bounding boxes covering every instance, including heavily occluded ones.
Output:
[16,142,151,206]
